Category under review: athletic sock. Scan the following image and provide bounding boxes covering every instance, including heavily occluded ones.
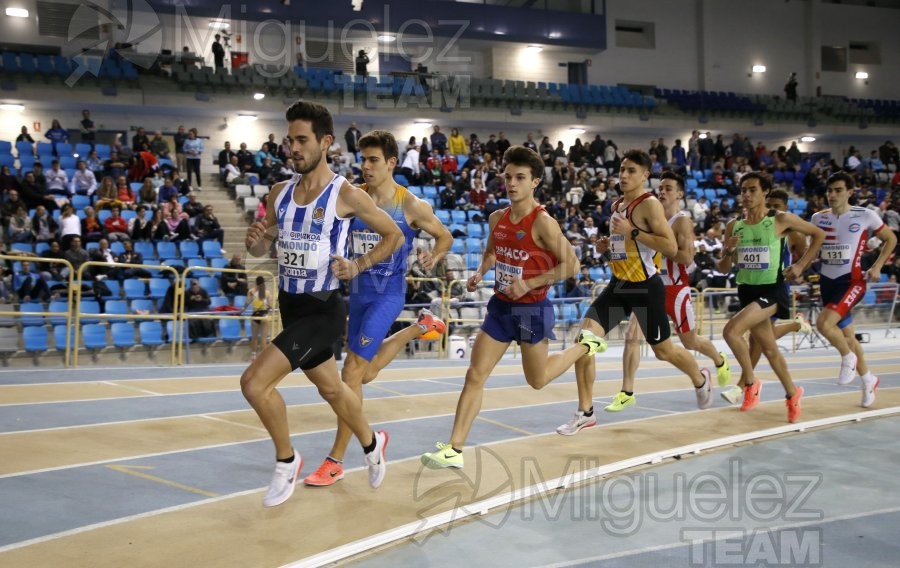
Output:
[363,433,377,454]
[451,447,462,454]
[695,379,706,390]
[624,391,633,397]
[861,371,875,383]
[277,453,295,464]
[582,406,594,417]
[326,456,343,465]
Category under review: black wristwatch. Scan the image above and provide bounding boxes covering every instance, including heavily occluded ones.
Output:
[630,228,641,240]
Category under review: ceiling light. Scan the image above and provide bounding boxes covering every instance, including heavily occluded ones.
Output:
[800,136,816,143]
[494,30,507,36]
[5,8,28,18]
[568,127,585,134]
[855,71,869,80]
[525,45,543,53]
[377,34,395,43]
[0,103,25,111]
[752,65,766,73]
[548,32,561,39]
[253,92,265,100]
[698,132,708,139]
[237,113,257,121]
[208,20,230,29]
[414,120,432,128]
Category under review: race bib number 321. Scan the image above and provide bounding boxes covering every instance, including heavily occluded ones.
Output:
[279,239,319,279]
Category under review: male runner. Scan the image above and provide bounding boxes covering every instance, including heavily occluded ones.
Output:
[562,151,714,436]
[420,146,599,469]
[557,172,729,433]
[811,172,895,406]
[304,130,452,486]
[721,188,812,404]
[719,172,824,423]
[242,101,402,507]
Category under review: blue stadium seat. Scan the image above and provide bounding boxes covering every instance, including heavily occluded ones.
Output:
[148,278,171,300]
[219,318,244,342]
[123,279,146,300]
[166,320,189,343]
[15,140,33,157]
[56,143,74,157]
[82,324,107,349]
[134,241,156,260]
[75,143,92,157]
[209,296,229,309]
[179,240,201,259]
[198,276,220,297]
[156,241,177,259]
[450,210,468,223]
[465,237,484,253]
[105,300,130,323]
[131,299,155,314]
[95,144,111,159]
[53,325,74,351]
[98,279,120,300]
[79,300,102,324]
[71,194,91,211]
[47,300,69,326]
[111,323,136,348]
[24,327,49,352]
[139,321,164,346]
[209,257,229,277]
[201,240,223,259]
[19,302,45,326]
[110,241,125,256]
[435,210,451,224]
[450,238,466,254]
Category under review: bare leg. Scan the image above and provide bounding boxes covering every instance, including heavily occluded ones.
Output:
[573,318,607,411]
[842,324,868,376]
[362,323,424,384]
[678,328,725,368]
[448,331,510,449]
[649,338,706,387]
[723,302,777,388]
[621,314,642,393]
[240,346,300,459]
[328,351,368,462]
[816,308,851,356]
[303,356,375,446]
[748,317,798,397]
[520,339,590,390]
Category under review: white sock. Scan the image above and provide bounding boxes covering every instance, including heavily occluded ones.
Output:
[842,353,855,363]
[861,371,875,384]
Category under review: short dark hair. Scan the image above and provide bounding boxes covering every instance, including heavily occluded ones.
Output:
[284,100,333,142]
[358,130,399,162]
[502,145,544,180]
[621,149,652,171]
[740,171,773,192]
[826,171,855,189]
[768,188,790,203]
[659,170,684,192]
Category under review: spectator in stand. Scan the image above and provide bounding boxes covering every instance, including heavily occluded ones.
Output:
[539,136,554,167]
[276,158,296,182]
[104,150,127,181]
[878,199,900,243]
[104,206,130,242]
[39,240,66,282]
[164,206,192,241]
[448,128,468,156]
[132,128,150,152]
[1,188,23,226]
[14,260,51,302]
[20,171,59,212]
[424,149,443,185]
[568,138,587,167]
[441,152,458,175]
[173,125,188,173]
[469,176,487,211]
[128,206,152,241]
[225,155,250,188]
[70,160,97,196]
[262,133,278,156]
[212,34,226,71]
[221,254,248,298]
[117,239,152,279]
[671,139,687,171]
[277,136,292,163]
[157,175,180,205]
[16,125,35,144]
[254,144,282,170]
[31,205,57,244]
[161,194,188,221]
[114,138,133,162]
[149,208,172,241]
[236,142,256,173]
[93,176,119,210]
[183,192,204,218]
[46,160,69,198]
[483,192,501,216]
[89,238,119,279]
[495,131,511,158]
[0,165,20,195]
[185,278,211,312]
[430,125,447,154]
[79,109,95,146]
[44,119,69,156]
[183,128,204,189]
[257,157,276,186]
[217,141,235,181]
[400,143,420,185]
[115,176,136,209]
[81,206,106,242]
[64,236,91,280]
[523,132,538,153]
[128,151,159,183]
[468,133,482,162]
[146,131,169,159]
[58,204,81,249]
[344,122,361,155]
[7,205,32,243]
[137,177,157,209]
[603,140,618,172]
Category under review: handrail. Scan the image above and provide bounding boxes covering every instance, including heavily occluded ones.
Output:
[0,254,75,365]
[73,261,181,367]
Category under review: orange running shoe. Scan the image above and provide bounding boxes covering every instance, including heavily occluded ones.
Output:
[417,308,446,337]
[740,380,762,412]
[303,458,344,487]
[786,386,804,423]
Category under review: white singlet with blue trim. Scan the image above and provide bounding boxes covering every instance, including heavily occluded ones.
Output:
[274,173,351,294]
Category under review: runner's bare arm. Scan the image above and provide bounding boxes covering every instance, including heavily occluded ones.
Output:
[336,182,403,272]
[245,180,286,257]
[467,209,502,291]
[407,195,453,271]
[527,211,580,290]
[775,211,824,279]
[717,220,737,273]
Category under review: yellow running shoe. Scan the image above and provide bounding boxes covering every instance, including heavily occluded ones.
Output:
[421,442,463,469]
[578,330,608,356]
[716,352,731,386]
[605,391,636,412]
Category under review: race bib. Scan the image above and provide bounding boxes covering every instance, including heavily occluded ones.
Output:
[736,246,770,270]
[495,261,523,293]
[350,230,394,266]
[609,234,627,261]
[278,237,320,279]
[820,243,852,265]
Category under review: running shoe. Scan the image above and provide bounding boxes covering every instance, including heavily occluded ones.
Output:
[794,313,812,335]
[696,368,713,410]
[556,410,598,435]
[605,391,636,412]
[837,352,858,385]
[303,458,344,487]
[861,375,879,408]
[364,431,389,488]
[786,386,804,423]
[578,330,608,356]
[417,308,446,336]
[715,352,731,386]
[741,380,762,412]
[262,450,302,507]
[721,385,743,405]
[421,442,464,469]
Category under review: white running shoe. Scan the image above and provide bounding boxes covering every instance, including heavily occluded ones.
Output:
[837,352,858,385]
[262,450,302,508]
[364,430,389,488]
[556,410,598,436]
[720,385,743,405]
[861,375,879,408]
[696,368,713,409]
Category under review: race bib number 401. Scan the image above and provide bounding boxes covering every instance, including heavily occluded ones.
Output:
[495,261,523,293]
[736,246,771,270]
